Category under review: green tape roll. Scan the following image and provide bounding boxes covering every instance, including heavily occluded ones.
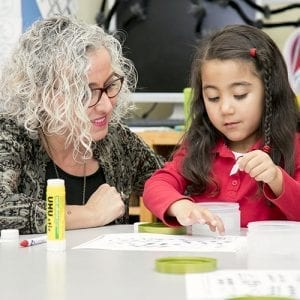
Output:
[138,222,186,235]
[155,256,217,274]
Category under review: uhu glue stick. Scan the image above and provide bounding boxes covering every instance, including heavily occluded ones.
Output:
[46,179,66,251]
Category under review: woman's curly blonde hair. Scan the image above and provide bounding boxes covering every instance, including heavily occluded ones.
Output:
[0,15,137,159]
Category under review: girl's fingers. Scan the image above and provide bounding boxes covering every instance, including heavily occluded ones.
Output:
[176,203,225,234]
[213,214,225,235]
[198,208,218,226]
[190,207,225,234]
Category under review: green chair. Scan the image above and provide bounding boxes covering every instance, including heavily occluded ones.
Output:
[183,87,192,128]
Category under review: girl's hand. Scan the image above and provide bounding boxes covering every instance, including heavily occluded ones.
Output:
[238,150,283,195]
[168,199,225,234]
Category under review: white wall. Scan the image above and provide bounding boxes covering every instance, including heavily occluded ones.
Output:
[74,1,300,119]
[257,1,299,51]
[76,0,103,24]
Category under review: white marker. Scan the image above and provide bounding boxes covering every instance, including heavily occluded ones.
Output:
[20,235,47,247]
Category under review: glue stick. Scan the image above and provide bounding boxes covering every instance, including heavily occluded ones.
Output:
[46,179,66,251]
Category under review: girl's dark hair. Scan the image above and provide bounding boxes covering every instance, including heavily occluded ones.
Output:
[182,24,299,194]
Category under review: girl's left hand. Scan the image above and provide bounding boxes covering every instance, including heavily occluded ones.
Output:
[238,150,282,185]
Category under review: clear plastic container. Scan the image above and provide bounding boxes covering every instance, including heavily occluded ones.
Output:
[191,202,240,236]
[247,220,300,269]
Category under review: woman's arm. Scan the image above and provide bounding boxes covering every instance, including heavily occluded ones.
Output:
[0,117,46,234]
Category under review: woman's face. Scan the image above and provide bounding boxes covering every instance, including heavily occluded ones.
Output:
[86,47,117,142]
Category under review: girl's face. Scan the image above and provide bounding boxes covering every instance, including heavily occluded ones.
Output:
[201,59,264,153]
[86,47,116,142]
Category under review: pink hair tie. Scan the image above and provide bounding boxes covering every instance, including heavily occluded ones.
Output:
[249,48,257,58]
[262,145,271,153]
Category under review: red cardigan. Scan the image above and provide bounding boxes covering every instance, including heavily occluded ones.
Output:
[143,134,300,227]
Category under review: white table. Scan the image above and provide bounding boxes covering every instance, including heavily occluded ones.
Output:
[0,225,246,300]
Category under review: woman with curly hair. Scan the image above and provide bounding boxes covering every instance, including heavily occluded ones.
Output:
[0,15,162,234]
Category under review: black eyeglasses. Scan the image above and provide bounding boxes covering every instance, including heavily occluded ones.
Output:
[88,74,124,108]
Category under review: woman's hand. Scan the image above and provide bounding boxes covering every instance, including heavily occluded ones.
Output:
[66,183,125,230]
[85,183,125,226]
[238,150,283,196]
[168,199,225,234]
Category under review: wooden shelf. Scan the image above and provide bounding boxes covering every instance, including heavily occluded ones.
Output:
[137,130,184,147]
[129,206,140,216]
[131,130,184,222]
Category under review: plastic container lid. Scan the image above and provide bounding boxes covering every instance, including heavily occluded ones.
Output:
[0,229,19,241]
[248,220,300,232]
[138,222,186,235]
[227,297,294,300]
[197,202,239,213]
[155,256,217,274]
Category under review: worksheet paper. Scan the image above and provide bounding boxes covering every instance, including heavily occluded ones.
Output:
[73,233,246,252]
[186,270,300,299]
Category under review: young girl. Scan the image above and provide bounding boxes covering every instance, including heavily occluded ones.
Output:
[143,24,300,234]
